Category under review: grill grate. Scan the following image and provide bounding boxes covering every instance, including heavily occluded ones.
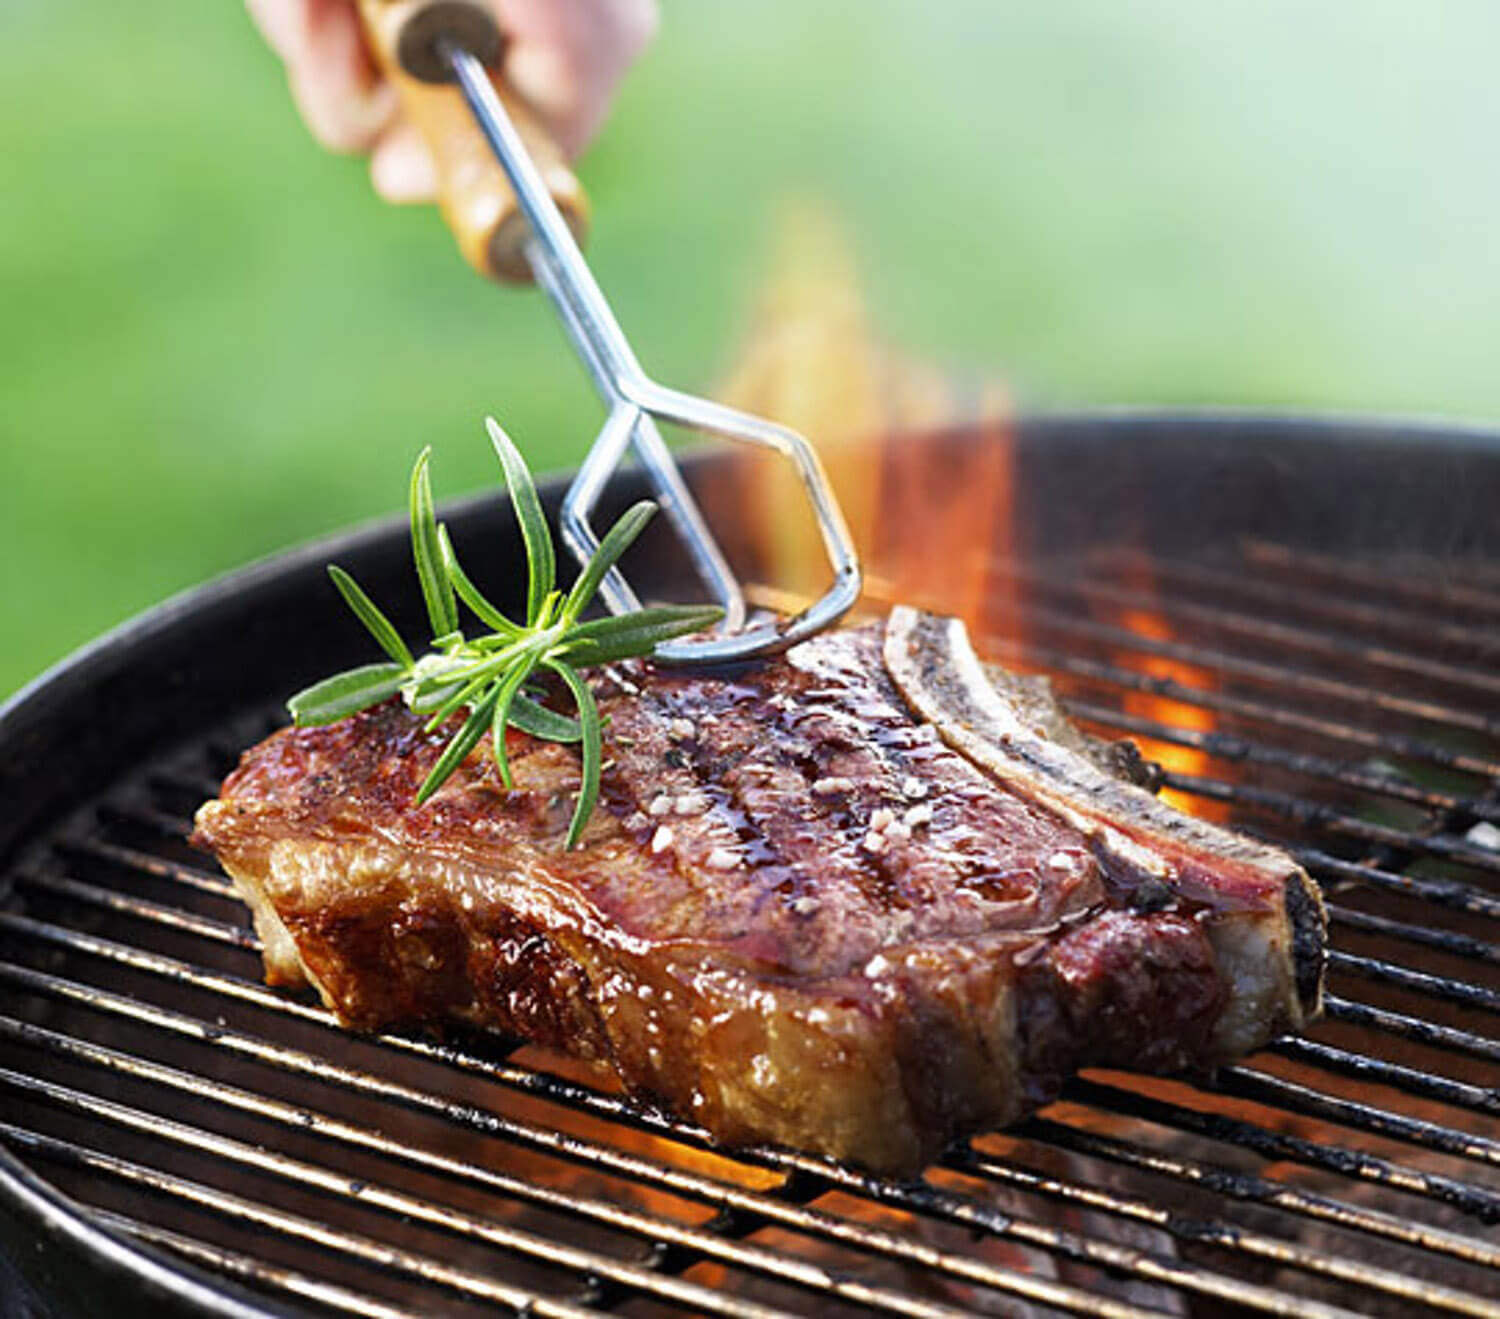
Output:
[3,535,1499,1318]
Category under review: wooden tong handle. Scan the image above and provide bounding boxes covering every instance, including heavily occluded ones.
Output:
[356,0,589,282]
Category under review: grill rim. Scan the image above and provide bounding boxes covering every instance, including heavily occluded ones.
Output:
[3,406,1499,1317]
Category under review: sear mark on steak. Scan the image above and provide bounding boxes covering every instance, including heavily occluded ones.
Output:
[191,609,1325,1174]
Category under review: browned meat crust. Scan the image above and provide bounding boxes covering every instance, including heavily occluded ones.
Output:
[192,611,1324,1174]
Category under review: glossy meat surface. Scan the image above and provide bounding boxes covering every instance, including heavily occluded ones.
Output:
[192,612,1324,1172]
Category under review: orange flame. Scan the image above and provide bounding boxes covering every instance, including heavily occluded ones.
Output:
[1113,609,1228,820]
[717,199,1012,629]
[716,199,1229,827]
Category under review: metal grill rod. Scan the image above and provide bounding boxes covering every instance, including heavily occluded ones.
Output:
[1241,540,1500,619]
[1323,996,1500,1066]
[1000,560,1500,703]
[19,870,257,948]
[0,931,1203,1316]
[0,1073,962,1319]
[1289,848,1500,924]
[1063,701,1500,825]
[7,906,1500,1313]
[941,1143,1498,1319]
[0,1125,625,1319]
[1067,1079,1500,1225]
[28,826,1500,1146]
[22,868,1500,1155]
[0,950,1266,1319]
[1327,905,1500,967]
[1327,950,1500,1014]
[1021,1115,1500,1274]
[1221,1058,1500,1160]
[1101,550,1500,658]
[100,801,205,843]
[0,1015,997,1319]
[989,630,1500,783]
[62,837,241,897]
[985,605,1500,748]
[94,1211,416,1319]
[1160,772,1500,876]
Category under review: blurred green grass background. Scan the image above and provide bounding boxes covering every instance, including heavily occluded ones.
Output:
[5,1,1500,699]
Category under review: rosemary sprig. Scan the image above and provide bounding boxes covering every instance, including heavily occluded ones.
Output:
[288,418,723,847]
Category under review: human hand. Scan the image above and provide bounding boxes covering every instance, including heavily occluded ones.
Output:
[246,0,658,200]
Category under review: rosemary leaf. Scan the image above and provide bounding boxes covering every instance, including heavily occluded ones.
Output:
[509,694,582,743]
[439,525,520,637]
[423,665,502,734]
[487,418,554,626]
[489,651,542,789]
[548,660,602,849]
[406,680,464,716]
[563,500,657,622]
[327,566,414,670]
[563,605,724,664]
[289,662,407,726]
[415,684,501,805]
[410,447,458,639]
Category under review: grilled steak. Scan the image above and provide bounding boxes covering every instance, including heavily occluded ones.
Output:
[191,607,1325,1174]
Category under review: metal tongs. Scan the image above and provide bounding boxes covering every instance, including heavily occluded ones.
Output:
[356,0,860,663]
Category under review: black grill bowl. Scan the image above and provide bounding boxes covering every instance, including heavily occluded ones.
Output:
[3,412,1498,1318]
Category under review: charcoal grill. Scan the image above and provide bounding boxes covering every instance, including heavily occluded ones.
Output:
[2,411,1498,1318]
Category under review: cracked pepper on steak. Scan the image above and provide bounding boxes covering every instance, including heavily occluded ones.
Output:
[191,607,1326,1174]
